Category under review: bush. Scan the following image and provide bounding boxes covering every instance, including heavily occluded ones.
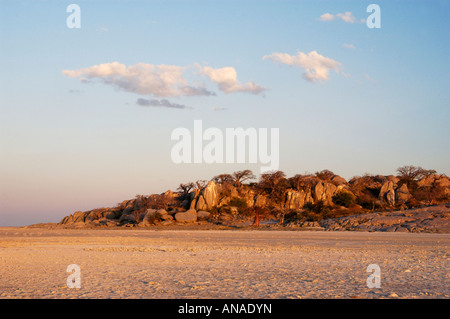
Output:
[332,190,356,208]
[356,192,381,210]
[411,185,448,204]
[315,169,335,181]
[228,198,248,210]
[303,200,331,215]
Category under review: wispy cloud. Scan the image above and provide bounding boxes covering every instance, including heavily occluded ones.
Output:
[136,98,191,109]
[198,65,266,95]
[211,106,227,111]
[364,74,376,83]
[342,43,356,49]
[319,12,358,23]
[263,51,342,83]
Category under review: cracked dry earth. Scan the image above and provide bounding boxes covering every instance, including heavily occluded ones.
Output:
[0,227,448,299]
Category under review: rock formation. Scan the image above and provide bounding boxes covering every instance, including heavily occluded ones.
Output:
[379,181,395,206]
[57,170,450,229]
[313,182,338,206]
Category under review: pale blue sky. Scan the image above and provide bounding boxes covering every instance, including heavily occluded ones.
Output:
[1,0,449,226]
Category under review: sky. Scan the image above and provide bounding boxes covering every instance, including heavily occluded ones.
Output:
[1,0,449,226]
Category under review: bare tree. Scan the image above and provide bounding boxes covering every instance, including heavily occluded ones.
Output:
[315,169,335,181]
[396,165,436,181]
[195,180,208,189]
[212,174,234,185]
[232,170,256,187]
[288,174,317,191]
[257,170,289,203]
[177,182,195,194]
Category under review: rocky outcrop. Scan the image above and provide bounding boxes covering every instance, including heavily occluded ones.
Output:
[284,189,313,210]
[418,174,450,196]
[59,211,86,225]
[56,169,450,230]
[175,209,198,223]
[318,204,450,233]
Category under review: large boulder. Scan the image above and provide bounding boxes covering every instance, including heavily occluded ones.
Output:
[284,189,312,209]
[195,196,206,210]
[85,209,109,222]
[314,182,338,205]
[156,209,168,218]
[331,175,347,185]
[119,214,136,224]
[379,181,395,206]
[141,209,157,224]
[175,209,198,223]
[105,211,118,220]
[435,176,450,196]
[417,174,439,187]
[195,181,219,210]
[435,176,450,188]
[60,211,86,225]
[386,175,399,185]
[160,214,174,221]
[189,189,200,209]
[163,190,177,198]
[396,184,412,203]
[253,194,267,207]
[197,210,211,220]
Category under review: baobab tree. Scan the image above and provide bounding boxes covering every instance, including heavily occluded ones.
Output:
[257,170,290,225]
[212,174,234,185]
[396,165,436,181]
[232,170,256,187]
[177,182,195,194]
[257,170,289,203]
[396,165,437,189]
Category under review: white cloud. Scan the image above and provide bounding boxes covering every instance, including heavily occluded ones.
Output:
[198,65,266,95]
[62,62,215,98]
[337,12,356,23]
[319,11,357,23]
[319,13,335,21]
[63,62,266,97]
[263,51,342,83]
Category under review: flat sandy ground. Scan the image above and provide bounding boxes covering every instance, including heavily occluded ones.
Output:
[0,227,448,299]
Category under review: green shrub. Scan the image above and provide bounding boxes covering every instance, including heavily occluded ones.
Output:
[332,190,356,207]
[303,200,331,215]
